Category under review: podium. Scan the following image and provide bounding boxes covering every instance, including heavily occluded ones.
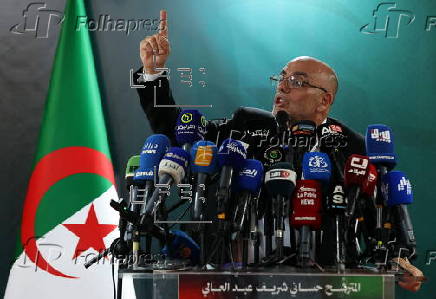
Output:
[119,267,395,298]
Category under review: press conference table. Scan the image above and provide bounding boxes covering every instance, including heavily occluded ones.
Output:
[119,265,396,298]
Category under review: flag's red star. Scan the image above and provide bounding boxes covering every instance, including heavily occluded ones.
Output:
[63,204,117,259]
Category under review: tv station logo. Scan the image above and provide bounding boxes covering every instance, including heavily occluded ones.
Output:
[370,128,391,143]
[398,176,412,195]
[361,2,436,38]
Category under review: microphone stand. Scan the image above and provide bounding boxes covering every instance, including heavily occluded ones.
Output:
[250,196,260,266]
[87,199,131,299]
[374,166,389,269]
[205,167,235,270]
[238,194,251,269]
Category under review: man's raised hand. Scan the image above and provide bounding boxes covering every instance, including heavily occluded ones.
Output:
[140,10,170,74]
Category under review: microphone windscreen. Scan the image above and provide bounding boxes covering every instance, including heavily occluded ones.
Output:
[175,110,207,146]
[158,147,190,184]
[125,155,140,188]
[365,124,396,168]
[291,180,322,229]
[275,110,290,129]
[344,154,370,187]
[217,138,247,168]
[190,140,218,175]
[125,155,140,179]
[317,123,347,152]
[361,163,378,197]
[232,107,276,125]
[302,152,332,182]
[264,162,297,197]
[134,134,170,181]
[260,145,286,167]
[291,120,316,136]
[234,159,264,194]
[327,182,347,211]
[230,107,278,142]
[383,171,413,206]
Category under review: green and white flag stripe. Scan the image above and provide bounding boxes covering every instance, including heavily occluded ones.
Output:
[5,0,121,298]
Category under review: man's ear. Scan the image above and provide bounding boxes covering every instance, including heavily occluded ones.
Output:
[317,93,333,112]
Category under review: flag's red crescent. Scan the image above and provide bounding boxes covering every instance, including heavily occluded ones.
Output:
[21,147,115,278]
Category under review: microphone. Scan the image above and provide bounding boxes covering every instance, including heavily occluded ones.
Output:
[366,124,396,171]
[232,159,264,267]
[382,171,416,258]
[134,135,171,216]
[361,163,378,199]
[275,110,290,129]
[344,154,370,219]
[175,109,207,152]
[190,141,218,221]
[365,124,397,264]
[216,138,247,220]
[122,155,140,249]
[275,110,295,164]
[275,111,291,144]
[301,152,332,267]
[140,147,190,228]
[133,135,170,261]
[206,138,246,267]
[290,180,323,267]
[125,155,140,189]
[302,152,332,183]
[356,163,378,251]
[264,162,297,260]
[317,123,348,181]
[189,140,218,266]
[123,155,143,265]
[230,107,277,142]
[229,107,280,174]
[291,121,317,178]
[232,159,264,232]
[343,154,371,266]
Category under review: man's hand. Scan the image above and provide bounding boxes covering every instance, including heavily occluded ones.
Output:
[398,273,422,292]
[391,257,425,292]
[140,10,170,74]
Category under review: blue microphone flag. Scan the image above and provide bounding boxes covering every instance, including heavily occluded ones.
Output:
[302,152,332,183]
[134,134,170,181]
[175,110,207,145]
[365,124,396,167]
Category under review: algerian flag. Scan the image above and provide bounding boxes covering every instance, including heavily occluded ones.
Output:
[5,0,122,298]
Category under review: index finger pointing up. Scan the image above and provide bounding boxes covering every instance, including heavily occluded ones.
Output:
[159,10,168,36]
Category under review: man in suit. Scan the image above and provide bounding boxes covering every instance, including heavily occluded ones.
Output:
[134,10,365,156]
[132,10,421,291]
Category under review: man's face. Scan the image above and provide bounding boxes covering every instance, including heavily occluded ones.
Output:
[272,60,329,122]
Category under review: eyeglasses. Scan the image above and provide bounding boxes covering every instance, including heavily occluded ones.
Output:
[269,74,328,93]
